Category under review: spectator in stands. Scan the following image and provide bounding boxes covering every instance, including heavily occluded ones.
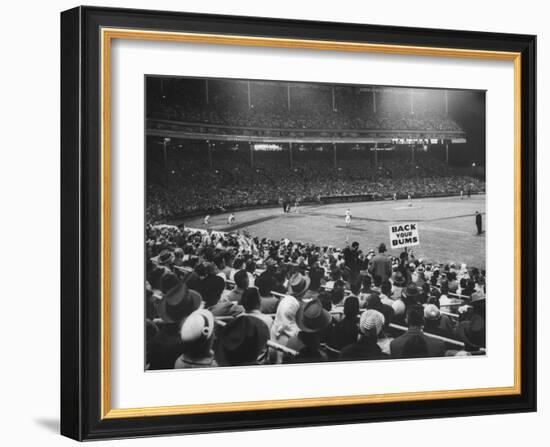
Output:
[340,309,387,361]
[226,269,249,303]
[147,282,202,369]
[215,315,270,366]
[451,312,485,355]
[343,241,361,281]
[255,259,277,293]
[197,264,226,308]
[391,271,407,299]
[390,305,446,358]
[256,274,280,314]
[401,283,422,308]
[370,243,392,282]
[365,293,394,330]
[273,268,288,295]
[241,287,273,330]
[423,304,455,339]
[380,280,394,306]
[360,275,379,307]
[285,299,332,363]
[270,295,301,363]
[288,272,311,299]
[174,309,217,369]
[391,298,407,325]
[329,296,360,350]
[245,259,257,284]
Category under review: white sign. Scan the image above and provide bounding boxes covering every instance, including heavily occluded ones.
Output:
[389,222,420,249]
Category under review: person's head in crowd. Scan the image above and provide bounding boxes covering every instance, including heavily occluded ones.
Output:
[213,254,226,272]
[351,241,360,252]
[350,277,362,296]
[274,269,286,288]
[145,319,159,343]
[362,274,373,292]
[392,271,407,288]
[463,279,477,296]
[272,295,300,339]
[199,273,226,308]
[289,272,311,298]
[179,309,215,359]
[318,291,333,312]
[471,292,486,320]
[359,309,385,339]
[157,249,175,267]
[309,264,324,291]
[330,268,342,282]
[343,296,360,321]
[245,259,256,275]
[157,282,202,324]
[174,247,184,265]
[378,243,387,254]
[423,303,440,324]
[216,315,269,366]
[381,280,392,297]
[160,271,179,294]
[296,299,332,334]
[457,313,485,351]
[405,304,425,328]
[233,257,245,270]
[401,284,421,306]
[233,269,249,291]
[256,274,273,298]
[194,262,208,279]
[148,265,166,290]
[241,287,262,313]
[330,284,345,306]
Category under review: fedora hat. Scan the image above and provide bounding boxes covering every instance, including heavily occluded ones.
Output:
[401,284,421,299]
[156,282,202,324]
[296,299,332,333]
[392,272,407,287]
[289,273,311,297]
[180,309,215,342]
[156,249,175,266]
[215,315,269,366]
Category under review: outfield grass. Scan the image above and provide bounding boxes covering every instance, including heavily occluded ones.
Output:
[185,194,486,269]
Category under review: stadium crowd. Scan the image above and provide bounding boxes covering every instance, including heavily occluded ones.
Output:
[150,106,462,132]
[146,225,486,369]
[146,150,485,221]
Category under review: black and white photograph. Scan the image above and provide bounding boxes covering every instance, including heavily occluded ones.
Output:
[144,76,487,370]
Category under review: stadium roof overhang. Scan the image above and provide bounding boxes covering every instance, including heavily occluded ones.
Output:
[147,123,467,144]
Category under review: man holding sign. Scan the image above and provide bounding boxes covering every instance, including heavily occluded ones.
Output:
[389,222,420,250]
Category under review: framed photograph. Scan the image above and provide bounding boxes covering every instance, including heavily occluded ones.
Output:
[60,6,536,441]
